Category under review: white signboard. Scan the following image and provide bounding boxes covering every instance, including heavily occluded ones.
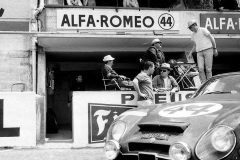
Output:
[0,92,36,147]
[57,9,179,31]
[72,91,193,148]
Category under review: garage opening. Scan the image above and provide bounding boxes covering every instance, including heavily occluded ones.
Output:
[44,50,188,141]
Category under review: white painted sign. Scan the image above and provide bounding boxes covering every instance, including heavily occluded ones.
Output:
[0,92,36,147]
[159,103,222,118]
[72,90,194,148]
[57,9,179,31]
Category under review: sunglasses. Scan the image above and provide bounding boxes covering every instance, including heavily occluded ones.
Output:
[188,24,195,30]
[160,70,168,72]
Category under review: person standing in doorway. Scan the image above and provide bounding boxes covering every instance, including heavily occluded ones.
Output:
[133,61,155,108]
[187,20,218,83]
[68,75,85,107]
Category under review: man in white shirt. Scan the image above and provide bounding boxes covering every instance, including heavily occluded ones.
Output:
[187,20,218,83]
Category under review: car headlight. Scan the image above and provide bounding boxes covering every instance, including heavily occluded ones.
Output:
[196,125,236,160]
[111,121,127,142]
[169,142,191,160]
[104,140,120,160]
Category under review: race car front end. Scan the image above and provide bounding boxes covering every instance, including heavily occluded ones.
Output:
[104,121,127,160]
[195,125,236,160]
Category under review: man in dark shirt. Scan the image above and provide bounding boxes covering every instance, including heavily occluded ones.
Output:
[68,75,85,107]
[102,55,133,90]
[70,75,85,91]
[141,38,165,77]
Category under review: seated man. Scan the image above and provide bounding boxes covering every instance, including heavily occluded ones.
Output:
[152,63,179,93]
[102,55,133,90]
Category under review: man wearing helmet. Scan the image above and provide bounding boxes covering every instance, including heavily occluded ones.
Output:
[187,20,218,83]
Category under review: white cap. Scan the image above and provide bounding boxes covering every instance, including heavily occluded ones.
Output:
[188,20,197,28]
[103,55,115,62]
[151,39,162,45]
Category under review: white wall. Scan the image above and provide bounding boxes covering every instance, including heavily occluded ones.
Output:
[0,92,36,147]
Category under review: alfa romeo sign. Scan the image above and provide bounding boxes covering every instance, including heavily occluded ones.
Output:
[57,9,179,31]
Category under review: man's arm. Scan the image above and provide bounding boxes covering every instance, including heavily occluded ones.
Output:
[148,47,160,67]
[83,0,88,6]
[208,34,218,57]
[170,76,180,92]
[133,78,147,98]
[129,0,139,7]
[103,66,119,79]
[188,43,196,59]
[152,76,158,89]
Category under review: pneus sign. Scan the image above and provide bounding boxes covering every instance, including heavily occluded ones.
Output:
[57,9,179,31]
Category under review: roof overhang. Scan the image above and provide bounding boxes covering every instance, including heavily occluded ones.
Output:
[37,34,240,53]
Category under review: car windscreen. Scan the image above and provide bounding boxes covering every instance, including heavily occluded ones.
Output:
[193,74,240,97]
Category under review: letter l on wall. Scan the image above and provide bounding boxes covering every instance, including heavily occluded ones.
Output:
[0,99,20,137]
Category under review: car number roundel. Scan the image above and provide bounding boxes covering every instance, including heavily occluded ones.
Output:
[159,103,222,118]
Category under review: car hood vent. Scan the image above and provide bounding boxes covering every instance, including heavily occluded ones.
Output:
[138,122,190,134]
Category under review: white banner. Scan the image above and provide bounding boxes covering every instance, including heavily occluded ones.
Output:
[0,92,36,147]
[72,91,194,148]
[57,9,179,31]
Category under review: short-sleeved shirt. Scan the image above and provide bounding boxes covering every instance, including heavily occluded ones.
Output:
[191,27,212,52]
[135,72,154,101]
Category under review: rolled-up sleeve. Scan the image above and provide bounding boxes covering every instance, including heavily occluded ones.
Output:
[170,76,179,91]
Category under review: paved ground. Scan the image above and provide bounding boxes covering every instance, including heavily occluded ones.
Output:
[0,147,105,160]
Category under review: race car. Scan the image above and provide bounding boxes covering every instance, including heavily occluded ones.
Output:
[104,72,240,160]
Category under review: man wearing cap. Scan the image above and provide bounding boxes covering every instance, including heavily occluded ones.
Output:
[141,38,165,76]
[152,63,179,93]
[187,20,218,83]
[102,55,133,89]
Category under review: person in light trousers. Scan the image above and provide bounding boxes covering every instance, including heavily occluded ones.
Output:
[187,20,218,83]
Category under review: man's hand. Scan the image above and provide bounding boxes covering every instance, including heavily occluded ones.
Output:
[155,62,160,68]
[213,49,218,57]
[140,93,148,99]
[119,75,126,80]
[170,88,179,93]
[188,52,193,59]
[70,0,78,5]
[154,88,167,93]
